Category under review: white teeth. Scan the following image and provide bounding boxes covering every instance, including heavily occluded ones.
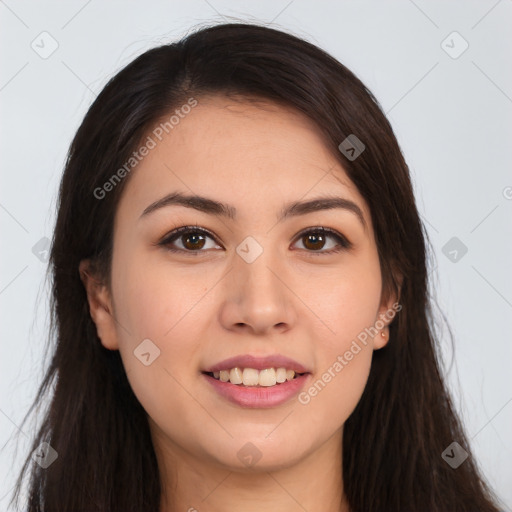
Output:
[242,368,259,386]
[258,368,276,387]
[276,367,287,383]
[229,367,243,385]
[209,367,300,386]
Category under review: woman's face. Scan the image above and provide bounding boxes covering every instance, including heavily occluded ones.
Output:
[85,95,396,473]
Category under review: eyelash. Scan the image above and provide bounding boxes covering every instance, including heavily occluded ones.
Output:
[158,225,352,256]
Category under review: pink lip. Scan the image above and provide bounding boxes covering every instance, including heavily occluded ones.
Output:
[202,373,311,408]
[202,354,310,373]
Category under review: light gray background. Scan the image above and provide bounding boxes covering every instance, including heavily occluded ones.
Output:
[1,1,511,509]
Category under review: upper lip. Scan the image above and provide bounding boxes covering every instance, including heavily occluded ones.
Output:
[203,354,311,374]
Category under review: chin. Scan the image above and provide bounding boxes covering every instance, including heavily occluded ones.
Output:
[202,434,312,472]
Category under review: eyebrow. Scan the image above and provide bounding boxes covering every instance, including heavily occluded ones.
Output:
[140,192,366,229]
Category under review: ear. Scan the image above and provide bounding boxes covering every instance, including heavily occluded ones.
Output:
[79,259,119,350]
[373,278,402,350]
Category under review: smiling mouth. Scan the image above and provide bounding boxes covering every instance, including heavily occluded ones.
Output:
[202,368,308,387]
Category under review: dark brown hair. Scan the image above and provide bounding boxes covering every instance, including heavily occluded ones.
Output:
[11,22,503,511]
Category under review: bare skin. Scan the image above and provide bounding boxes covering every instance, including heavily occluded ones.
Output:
[81,95,397,512]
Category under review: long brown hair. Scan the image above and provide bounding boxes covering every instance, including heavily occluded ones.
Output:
[11,22,503,511]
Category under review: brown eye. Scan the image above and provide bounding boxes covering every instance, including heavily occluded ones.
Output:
[159,226,221,253]
[293,227,352,254]
[302,232,327,251]
[181,233,206,250]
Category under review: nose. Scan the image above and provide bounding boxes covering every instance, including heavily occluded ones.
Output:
[218,246,297,336]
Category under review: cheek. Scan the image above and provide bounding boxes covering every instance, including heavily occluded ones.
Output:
[113,250,214,342]
[299,342,373,422]
[110,254,206,411]
[294,256,381,424]
[296,296,376,437]
[300,252,383,347]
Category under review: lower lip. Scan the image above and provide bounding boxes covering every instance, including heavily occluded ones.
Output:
[202,373,311,408]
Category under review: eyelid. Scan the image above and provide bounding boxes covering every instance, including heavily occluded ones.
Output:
[292,226,353,253]
[158,225,352,254]
[158,225,222,252]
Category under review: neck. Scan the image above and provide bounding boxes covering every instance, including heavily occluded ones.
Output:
[155,428,349,512]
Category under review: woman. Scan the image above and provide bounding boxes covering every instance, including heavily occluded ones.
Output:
[11,22,503,511]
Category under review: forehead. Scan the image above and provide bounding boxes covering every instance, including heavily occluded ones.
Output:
[118,95,370,224]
